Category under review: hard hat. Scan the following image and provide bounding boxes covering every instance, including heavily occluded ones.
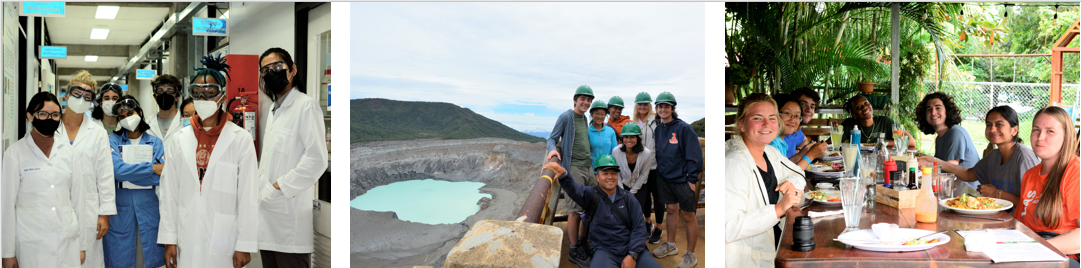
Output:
[620,123,642,136]
[589,100,609,114]
[575,85,594,97]
[655,91,677,106]
[594,154,620,172]
[635,92,652,104]
[608,96,625,108]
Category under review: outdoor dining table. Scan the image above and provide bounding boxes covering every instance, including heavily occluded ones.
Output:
[776,199,1071,267]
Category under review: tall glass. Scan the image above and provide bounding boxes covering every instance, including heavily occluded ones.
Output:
[860,152,879,207]
[839,176,866,233]
[938,173,956,200]
[893,125,909,155]
[830,126,844,146]
[841,144,859,177]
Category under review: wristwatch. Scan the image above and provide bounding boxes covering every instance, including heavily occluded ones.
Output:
[628,252,639,261]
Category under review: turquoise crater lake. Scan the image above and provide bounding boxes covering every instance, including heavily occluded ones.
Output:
[350,179,493,225]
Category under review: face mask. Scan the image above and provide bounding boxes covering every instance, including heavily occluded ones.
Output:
[156,94,176,110]
[101,100,117,116]
[262,69,291,95]
[181,117,191,128]
[67,97,92,114]
[120,114,142,132]
[193,99,221,121]
[31,118,60,136]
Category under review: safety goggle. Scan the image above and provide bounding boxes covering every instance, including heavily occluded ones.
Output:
[114,99,140,115]
[67,86,95,101]
[98,83,124,101]
[259,61,289,75]
[153,84,180,95]
[187,83,224,100]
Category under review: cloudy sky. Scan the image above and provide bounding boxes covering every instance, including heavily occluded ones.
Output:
[351,2,705,133]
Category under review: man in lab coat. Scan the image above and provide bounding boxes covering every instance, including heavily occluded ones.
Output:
[256,47,328,268]
[158,54,259,268]
[147,74,184,143]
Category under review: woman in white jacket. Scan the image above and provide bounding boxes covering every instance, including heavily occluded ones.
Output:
[632,91,665,242]
[725,93,806,268]
[611,123,654,229]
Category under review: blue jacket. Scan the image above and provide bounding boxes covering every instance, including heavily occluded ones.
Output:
[559,173,648,258]
[587,124,618,170]
[548,109,589,173]
[654,118,703,184]
[105,131,165,268]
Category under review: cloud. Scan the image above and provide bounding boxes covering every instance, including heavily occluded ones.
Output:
[351,2,706,131]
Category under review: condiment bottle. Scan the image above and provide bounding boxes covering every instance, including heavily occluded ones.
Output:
[908,167,919,190]
[916,166,938,223]
[883,157,896,188]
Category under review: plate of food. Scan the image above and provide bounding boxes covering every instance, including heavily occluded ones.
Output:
[805,189,842,205]
[940,194,1013,215]
[806,161,844,178]
[836,228,951,252]
[819,151,843,161]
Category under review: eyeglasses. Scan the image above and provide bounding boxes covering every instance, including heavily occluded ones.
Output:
[67,86,95,101]
[188,83,223,100]
[153,84,180,95]
[779,111,802,121]
[34,111,62,120]
[259,61,289,75]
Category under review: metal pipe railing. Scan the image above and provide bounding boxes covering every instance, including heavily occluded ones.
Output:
[515,157,561,224]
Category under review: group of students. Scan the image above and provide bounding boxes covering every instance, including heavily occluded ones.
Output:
[725,89,1080,268]
[546,86,703,268]
[2,48,329,268]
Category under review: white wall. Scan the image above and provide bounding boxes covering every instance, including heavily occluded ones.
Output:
[228,2,295,151]
[137,66,156,116]
[307,3,330,102]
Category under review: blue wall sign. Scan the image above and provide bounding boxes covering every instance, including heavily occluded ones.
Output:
[20,2,65,17]
[39,46,66,59]
[119,84,128,91]
[136,70,156,80]
[193,18,228,36]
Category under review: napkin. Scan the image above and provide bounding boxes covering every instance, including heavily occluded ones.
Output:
[872,223,900,241]
[964,229,996,252]
[808,210,844,218]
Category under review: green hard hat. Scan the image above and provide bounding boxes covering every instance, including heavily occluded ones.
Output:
[635,92,652,104]
[608,96,625,108]
[621,123,642,136]
[594,154,620,172]
[655,91,677,106]
[575,85,594,97]
[589,100,609,114]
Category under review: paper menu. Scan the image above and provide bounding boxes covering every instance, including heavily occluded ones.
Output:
[119,144,154,190]
[956,229,1034,242]
[957,229,1067,263]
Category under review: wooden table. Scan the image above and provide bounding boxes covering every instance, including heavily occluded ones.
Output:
[776,202,1071,267]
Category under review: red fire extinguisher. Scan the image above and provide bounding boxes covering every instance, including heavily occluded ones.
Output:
[227,87,259,154]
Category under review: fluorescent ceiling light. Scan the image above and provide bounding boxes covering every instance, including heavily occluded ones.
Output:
[90,28,109,39]
[95,6,119,19]
[84,55,98,62]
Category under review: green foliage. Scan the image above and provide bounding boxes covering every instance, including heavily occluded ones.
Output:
[350,98,545,143]
[947,4,1080,84]
[691,118,705,137]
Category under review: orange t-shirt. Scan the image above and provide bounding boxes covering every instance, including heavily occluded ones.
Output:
[1014,155,1080,249]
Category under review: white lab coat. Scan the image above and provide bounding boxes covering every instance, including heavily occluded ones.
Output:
[147,110,182,143]
[57,113,118,268]
[2,131,91,268]
[157,120,259,268]
[725,135,806,268]
[258,89,328,253]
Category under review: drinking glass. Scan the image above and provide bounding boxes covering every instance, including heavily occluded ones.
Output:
[859,152,879,207]
[841,144,859,177]
[830,125,844,146]
[938,173,956,200]
[839,176,865,233]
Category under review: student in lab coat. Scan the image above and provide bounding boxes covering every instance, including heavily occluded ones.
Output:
[158,54,259,268]
[2,92,92,268]
[256,47,328,268]
[104,96,166,268]
[90,83,124,135]
[56,70,118,268]
[147,74,184,143]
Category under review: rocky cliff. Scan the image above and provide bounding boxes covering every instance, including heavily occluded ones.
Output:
[350,138,546,267]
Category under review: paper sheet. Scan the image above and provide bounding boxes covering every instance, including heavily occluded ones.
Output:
[119,144,154,189]
[956,229,1066,263]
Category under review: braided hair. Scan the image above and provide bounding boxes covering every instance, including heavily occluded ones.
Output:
[191,53,231,88]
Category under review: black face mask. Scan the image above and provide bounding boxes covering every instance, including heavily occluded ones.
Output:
[262,69,291,95]
[156,94,176,110]
[32,118,60,136]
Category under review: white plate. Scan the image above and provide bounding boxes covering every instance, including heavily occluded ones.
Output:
[804,190,842,205]
[819,155,843,161]
[837,229,951,252]
[806,169,844,178]
[940,197,1014,215]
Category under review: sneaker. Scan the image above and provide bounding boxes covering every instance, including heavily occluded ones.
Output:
[648,227,663,244]
[568,244,592,268]
[677,251,698,268]
[652,242,678,258]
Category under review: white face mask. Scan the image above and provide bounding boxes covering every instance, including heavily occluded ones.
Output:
[101,100,117,116]
[67,97,92,114]
[120,114,142,132]
[193,99,221,121]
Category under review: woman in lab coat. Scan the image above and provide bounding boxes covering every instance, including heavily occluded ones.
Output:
[2,92,91,268]
[158,54,258,268]
[90,83,123,135]
[256,47,329,266]
[56,70,117,268]
[104,96,166,268]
